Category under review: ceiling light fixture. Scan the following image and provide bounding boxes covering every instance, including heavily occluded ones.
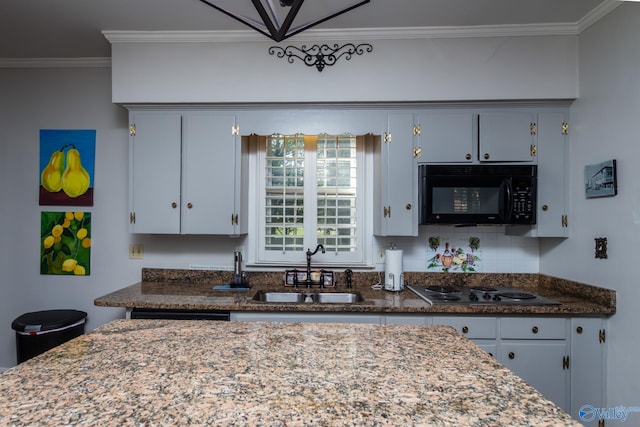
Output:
[197,0,371,42]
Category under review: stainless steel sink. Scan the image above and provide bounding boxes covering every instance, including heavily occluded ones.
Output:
[315,292,362,303]
[253,292,305,303]
[252,291,363,304]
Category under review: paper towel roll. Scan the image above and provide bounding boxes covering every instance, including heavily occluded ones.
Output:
[384,249,404,291]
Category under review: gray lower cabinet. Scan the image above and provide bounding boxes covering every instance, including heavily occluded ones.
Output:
[432,316,498,358]
[500,317,570,411]
[570,317,607,427]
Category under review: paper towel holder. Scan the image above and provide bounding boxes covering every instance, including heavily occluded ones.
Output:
[384,243,404,292]
[385,272,404,292]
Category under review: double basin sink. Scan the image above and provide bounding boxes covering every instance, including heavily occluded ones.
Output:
[252,290,363,304]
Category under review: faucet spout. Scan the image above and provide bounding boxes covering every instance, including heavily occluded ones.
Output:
[306,244,325,287]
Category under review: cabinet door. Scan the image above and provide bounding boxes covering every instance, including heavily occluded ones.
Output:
[374,113,418,236]
[478,112,536,162]
[570,318,605,426]
[417,112,475,163]
[536,112,568,237]
[501,341,569,411]
[182,113,238,235]
[129,112,182,234]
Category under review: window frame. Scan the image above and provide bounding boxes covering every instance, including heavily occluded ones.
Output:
[251,133,368,267]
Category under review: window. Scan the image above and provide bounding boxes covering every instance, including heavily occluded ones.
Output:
[256,133,365,265]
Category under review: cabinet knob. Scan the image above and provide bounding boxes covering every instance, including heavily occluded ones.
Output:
[461,326,469,334]
[508,352,515,360]
[171,202,177,209]
[542,204,549,211]
[576,326,583,334]
[187,202,193,209]
[465,153,472,160]
[483,153,490,160]
[532,326,539,334]
[406,203,412,210]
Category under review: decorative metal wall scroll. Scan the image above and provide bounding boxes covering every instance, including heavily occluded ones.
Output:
[268,43,373,72]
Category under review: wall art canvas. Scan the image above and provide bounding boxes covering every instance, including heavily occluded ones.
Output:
[585,159,617,198]
[427,235,482,272]
[40,211,91,276]
[39,129,96,206]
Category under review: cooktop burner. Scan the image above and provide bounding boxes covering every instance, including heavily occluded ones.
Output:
[426,285,460,294]
[407,284,561,306]
[499,291,536,300]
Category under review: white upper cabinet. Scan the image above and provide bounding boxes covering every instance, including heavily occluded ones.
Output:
[506,110,569,237]
[478,111,537,162]
[416,112,475,163]
[373,113,418,236]
[129,112,182,234]
[129,110,247,235]
[535,112,569,237]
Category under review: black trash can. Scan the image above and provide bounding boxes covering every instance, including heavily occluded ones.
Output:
[11,309,87,364]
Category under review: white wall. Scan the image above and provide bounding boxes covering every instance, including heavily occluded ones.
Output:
[110,35,578,103]
[541,4,640,411]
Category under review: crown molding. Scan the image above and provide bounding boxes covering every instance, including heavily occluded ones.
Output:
[577,0,622,33]
[0,57,111,69]
[102,22,580,46]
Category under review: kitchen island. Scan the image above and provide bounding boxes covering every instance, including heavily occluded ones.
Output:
[0,320,580,426]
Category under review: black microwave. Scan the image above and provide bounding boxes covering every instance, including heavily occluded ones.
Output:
[419,164,537,225]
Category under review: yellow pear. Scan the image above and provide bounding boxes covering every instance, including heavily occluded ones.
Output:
[61,148,90,198]
[41,150,65,192]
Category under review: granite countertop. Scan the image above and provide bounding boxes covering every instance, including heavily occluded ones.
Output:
[0,320,581,426]
[94,269,616,316]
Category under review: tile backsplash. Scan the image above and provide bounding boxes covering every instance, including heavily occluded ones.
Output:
[375,225,539,274]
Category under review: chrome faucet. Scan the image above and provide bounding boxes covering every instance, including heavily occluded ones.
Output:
[305,244,325,287]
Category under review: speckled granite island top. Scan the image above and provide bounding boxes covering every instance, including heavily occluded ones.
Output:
[94,269,616,316]
[0,320,580,426]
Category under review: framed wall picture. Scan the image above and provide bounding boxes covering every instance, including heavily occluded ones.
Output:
[39,129,96,206]
[584,159,617,198]
[40,211,91,275]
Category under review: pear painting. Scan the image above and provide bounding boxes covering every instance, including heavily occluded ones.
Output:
[39,130,95,206]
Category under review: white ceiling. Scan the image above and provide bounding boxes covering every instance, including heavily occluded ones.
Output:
[0,0,618,58]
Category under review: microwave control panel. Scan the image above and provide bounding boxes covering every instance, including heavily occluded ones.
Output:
[512,185,535,221]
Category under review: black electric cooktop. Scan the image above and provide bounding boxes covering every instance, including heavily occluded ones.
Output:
[407,284,561,306]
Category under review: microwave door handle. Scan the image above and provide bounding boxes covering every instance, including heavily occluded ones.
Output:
[503,178,513,219]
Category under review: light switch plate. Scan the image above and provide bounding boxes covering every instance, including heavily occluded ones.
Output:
[129,244,144,259]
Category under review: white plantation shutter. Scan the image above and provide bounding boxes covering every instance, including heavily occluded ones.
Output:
[316,134,358,253]
[258,133,364,265]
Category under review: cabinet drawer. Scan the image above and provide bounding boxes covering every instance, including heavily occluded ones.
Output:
[385,314,430,325]
[433,316,497,339]
[501,317,567,339]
